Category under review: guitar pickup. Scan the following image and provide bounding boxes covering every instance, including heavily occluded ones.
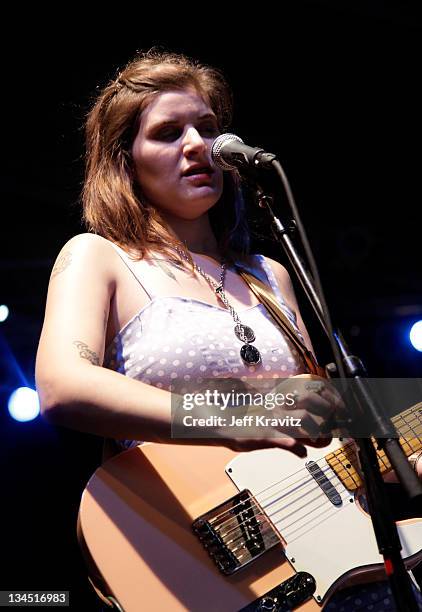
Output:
[192,489,280,575]
[306,461,342,506]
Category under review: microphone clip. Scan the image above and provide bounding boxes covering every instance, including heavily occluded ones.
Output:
[254,150,277,168]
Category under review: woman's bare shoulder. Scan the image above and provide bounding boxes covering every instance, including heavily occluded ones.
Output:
[59,232,116,252]
[54,233,120,265]
[48,233,125,289]
[260,254,289,279]
[258,255,297,309]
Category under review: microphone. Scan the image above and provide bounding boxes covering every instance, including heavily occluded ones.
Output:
[211,133,277,171]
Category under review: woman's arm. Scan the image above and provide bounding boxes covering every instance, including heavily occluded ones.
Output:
[36,233,172,442]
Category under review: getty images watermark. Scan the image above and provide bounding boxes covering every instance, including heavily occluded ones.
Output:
[170,378,308,438]
[181,388,302,429]
[170,377,422,439]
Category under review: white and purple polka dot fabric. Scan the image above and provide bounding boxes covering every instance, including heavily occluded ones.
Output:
[103,247,308,392]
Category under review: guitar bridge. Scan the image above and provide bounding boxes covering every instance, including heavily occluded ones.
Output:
[192,489,280,575]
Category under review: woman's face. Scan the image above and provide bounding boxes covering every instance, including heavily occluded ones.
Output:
[131,88,224,220]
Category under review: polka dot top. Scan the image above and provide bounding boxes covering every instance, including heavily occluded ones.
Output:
[102,243,309,447]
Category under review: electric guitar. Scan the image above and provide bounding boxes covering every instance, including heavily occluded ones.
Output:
[77,402,422,611]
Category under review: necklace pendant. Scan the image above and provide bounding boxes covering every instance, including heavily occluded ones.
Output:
[174,247,262,367]
[234,323,256,343]
[240,344,261,365]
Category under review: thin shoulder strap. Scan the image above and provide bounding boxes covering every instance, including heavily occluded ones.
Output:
[106,241,155,300]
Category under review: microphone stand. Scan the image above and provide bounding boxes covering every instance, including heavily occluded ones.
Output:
[253,161,422,611]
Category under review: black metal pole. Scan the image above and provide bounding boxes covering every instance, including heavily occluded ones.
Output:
[255,162,422,610]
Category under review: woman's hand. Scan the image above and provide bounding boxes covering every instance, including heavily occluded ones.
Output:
[173,375,346,458]
[278,374,345,439]
[223,376,344,455]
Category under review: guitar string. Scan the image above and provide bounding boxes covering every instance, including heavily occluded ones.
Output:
[394,410,422,443]
[207,413,422,529]
[209,441,421,561]
[211,465,351,546]
[211,425,422,543]
[205,416,422,543]
[210,407,421,526]
[239,495,350,557]
[276,412,422,546]
[258,412,421,543]
[209,428,421,543]
[208,441,356,526]
[208,409,422,523]
[218,468,350,537]
[208,443,420,548]
[216,424,422,547]
[226,523,279,555]
[212,481,350,555]
[243,495,353,554]
[206,429,422,559]
[200,410,422,550]
[218,465,347,540]
[214,488,352,560]
[211,419,422,561]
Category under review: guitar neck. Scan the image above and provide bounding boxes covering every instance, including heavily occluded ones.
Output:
[325,402,422,490]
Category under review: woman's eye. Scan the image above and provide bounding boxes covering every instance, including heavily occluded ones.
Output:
[200,125,219,136]
[154,123,218,141]
[157,127,182,141]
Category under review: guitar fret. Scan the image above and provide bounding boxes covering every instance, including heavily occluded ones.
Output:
[377,449,390,472]
[326,402,422,490]
[326,448,362,490]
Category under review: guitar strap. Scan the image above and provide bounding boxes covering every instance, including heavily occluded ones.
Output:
[236,266,326,378]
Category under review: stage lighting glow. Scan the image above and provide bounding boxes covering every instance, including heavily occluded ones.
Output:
[409,320,422,352]
[8,387,40,422]
[0,304,9,322]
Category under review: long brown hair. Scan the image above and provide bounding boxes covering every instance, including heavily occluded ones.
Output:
[82,49,250,263]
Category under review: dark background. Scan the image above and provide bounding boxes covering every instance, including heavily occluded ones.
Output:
[1,2,421,609]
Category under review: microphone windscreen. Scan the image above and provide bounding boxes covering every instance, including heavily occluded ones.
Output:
[211,133,244,170]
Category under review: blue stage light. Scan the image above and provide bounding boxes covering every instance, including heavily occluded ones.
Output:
[7,387,40,422]
[409,320,422,352]
[0,304,9,322]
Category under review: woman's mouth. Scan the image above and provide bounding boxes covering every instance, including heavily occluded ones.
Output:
[182,165,214,183]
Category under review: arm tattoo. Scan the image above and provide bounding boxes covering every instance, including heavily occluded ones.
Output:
[51,251,72,279]
[73,340,100,366]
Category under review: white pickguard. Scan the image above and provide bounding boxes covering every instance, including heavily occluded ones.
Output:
[226,440,422,602]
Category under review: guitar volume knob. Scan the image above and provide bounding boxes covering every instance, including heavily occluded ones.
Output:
[257,596,278,611]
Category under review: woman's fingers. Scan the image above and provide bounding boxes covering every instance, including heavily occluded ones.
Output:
[285,382,347,434]
[282,409,332,445]
[296,392,335,417]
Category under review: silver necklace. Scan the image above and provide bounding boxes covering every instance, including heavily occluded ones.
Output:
[175,247,261,365]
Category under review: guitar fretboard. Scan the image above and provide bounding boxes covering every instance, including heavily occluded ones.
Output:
[325,402,422,490]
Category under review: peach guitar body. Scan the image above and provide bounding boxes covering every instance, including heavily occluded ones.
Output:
[78,404,422,611]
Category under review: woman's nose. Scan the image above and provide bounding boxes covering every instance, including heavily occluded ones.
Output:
[182,127,207,155]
